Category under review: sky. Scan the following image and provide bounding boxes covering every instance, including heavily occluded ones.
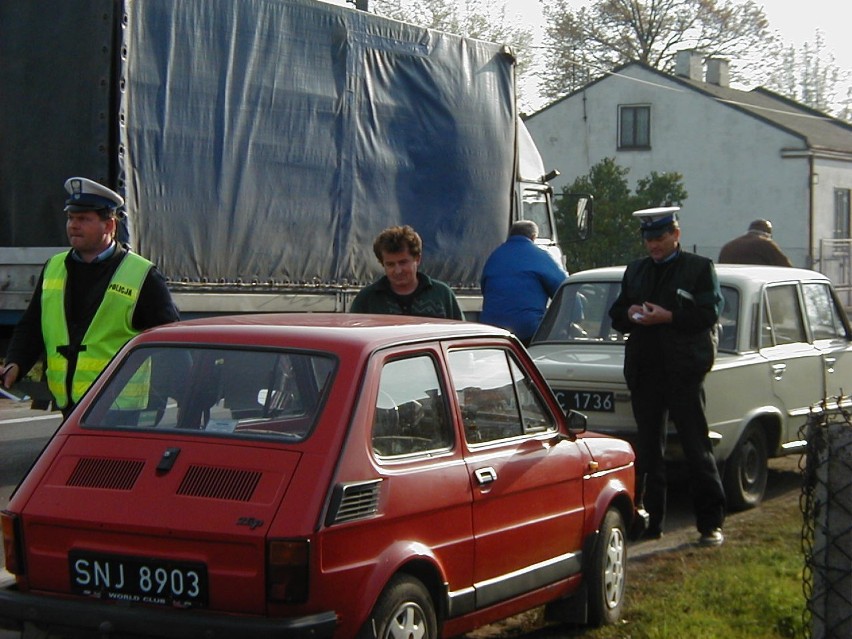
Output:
[320,1,851,69]
[501,0,852,112]
[503,0,852,76]
[502,0,851,67]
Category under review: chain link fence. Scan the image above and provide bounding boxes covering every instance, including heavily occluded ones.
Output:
[801,399,852,639]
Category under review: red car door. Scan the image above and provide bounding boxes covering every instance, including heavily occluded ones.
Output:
[445,346,587,608]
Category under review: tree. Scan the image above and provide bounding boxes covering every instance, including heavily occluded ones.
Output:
[762,31,846,115]
[539,0,777,100]
[365,1,536,104]
[558,158,687,272]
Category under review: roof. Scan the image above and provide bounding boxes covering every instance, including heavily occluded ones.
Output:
[135,313,511,351]
[530,61,852,156]
[567,264,831,286]
[674,76,852,154]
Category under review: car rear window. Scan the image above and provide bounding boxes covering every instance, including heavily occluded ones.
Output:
[82,346,336,440]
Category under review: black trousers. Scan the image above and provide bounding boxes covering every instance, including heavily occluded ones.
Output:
[630,371,726,534]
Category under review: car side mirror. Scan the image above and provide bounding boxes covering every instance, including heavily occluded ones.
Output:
[566,409,587,434]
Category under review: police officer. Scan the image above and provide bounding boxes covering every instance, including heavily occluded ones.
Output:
[608,207,726,547]
[1,177,179,417]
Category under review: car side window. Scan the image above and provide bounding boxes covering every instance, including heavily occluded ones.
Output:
[762,284,807,346]
[802,283,849,341]
[508,357,556,433]
[718,286,739,351]
[372,355,453,458]
[447,348,555,444]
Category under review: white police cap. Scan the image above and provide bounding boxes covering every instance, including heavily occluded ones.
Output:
[64,177,124,214]
[633,206,679,239]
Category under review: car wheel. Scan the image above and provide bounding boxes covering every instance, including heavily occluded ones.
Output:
[587,508,627,626]
[723,423,768,511]
[359,574,437,639]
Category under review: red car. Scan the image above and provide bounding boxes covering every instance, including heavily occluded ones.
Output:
[1,314,642,639]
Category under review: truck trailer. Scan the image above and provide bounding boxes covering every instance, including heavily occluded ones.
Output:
[0,0,579,334]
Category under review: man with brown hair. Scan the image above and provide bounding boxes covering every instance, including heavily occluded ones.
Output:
[350,225,464,319]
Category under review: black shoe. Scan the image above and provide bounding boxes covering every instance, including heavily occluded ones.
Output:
[698,528,724,547]
[643,525,663,541]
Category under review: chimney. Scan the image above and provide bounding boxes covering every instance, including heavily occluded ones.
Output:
[675,50,703,81]
[706,58,730,87]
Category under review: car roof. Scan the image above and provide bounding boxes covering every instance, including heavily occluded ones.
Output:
[567,264,831,287]
[134,313,511,351]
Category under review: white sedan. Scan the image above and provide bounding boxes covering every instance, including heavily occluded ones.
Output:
[529,265,852,510]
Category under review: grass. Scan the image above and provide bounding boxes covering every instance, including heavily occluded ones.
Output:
[591,498,806,639]
[467,467,807,639]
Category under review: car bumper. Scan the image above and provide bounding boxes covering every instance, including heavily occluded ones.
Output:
[0,574,337,639]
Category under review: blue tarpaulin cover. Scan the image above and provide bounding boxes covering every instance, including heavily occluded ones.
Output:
[121,0,516,288]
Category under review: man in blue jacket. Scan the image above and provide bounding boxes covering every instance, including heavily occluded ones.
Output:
[480,221,568,345]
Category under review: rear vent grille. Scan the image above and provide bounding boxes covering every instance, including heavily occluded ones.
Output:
[67,458,144,490]
[326,480,382,525]
[177,465,261,501]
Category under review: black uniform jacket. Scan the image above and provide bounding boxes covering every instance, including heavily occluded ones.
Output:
[609,250,722,387]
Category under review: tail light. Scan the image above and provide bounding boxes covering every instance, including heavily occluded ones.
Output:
[1,511,24,576]
[267,540,309,603]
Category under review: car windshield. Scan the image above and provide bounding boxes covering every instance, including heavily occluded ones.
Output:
[534,281,625,343]
[534,280,740,352]
[82,345,336,440]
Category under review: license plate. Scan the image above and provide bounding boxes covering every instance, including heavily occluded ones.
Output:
[555,389,615,413]
[69,551,208,608]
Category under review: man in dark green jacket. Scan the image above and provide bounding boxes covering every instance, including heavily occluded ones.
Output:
[609,207,726,547]
[350,225,464,320]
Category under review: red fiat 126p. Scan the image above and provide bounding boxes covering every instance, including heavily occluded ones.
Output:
[1,314,643,639]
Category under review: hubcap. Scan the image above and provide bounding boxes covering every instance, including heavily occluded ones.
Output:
[604,527,626,608]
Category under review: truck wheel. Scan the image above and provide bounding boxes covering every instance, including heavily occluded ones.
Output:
[723,423,768,511]
[359,575,437,639]
[587,508,627,626]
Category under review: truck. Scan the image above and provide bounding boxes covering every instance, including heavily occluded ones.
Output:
[0,0,586,338]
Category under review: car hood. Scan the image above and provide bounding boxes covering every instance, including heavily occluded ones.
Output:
[528,343,625,385]
[13,432,303,613]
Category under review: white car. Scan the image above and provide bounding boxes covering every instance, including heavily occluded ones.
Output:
[529,265,852,510]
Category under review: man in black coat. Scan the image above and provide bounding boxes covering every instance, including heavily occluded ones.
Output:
[609,207,726,547]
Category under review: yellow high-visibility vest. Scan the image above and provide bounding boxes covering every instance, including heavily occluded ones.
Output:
[42,251,153,408]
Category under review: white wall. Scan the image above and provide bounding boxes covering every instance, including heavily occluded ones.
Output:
[527,66,813,266]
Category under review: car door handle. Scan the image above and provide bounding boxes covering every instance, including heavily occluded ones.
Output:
[824,357,837,374]
[771,363,786,380]
[474,467,498,485]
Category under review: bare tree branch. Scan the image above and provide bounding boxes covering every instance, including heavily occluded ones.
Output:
[540,0,777,100]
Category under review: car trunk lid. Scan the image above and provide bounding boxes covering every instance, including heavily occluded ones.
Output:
[17,433,302,614]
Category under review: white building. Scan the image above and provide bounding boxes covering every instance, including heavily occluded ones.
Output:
[525,50,852,275]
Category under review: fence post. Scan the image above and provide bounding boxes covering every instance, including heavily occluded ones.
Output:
[803,406,852,638]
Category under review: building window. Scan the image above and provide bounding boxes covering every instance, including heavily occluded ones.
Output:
[618,105,650,149]
[835,188,851,238]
